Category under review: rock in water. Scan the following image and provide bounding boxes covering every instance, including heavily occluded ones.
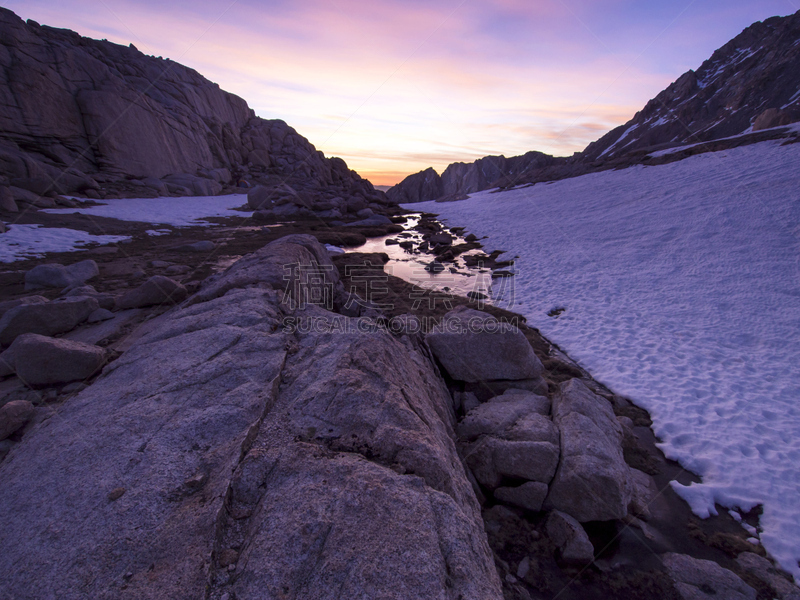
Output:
[426,307,543,382]
[115,275,188,309]
[545,378,633,522]
[9,333,107,386]
[0,235,502,600]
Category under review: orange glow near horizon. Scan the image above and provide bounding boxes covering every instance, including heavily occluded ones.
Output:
[4,0,797,186]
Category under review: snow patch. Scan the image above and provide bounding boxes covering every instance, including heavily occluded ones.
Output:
[43,194,251,227]
[0,224,129,262]
[408,140,800,580]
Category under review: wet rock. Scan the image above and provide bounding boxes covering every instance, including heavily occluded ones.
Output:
[662,553,756,600]
[10,333,107,387]
[426,308,543,382]
[24,260,99,291]
[0,400,34,440]
[545,510,595,565]
[495,482,549,512]
[115,275,188,309]
[545,378,632,522]
[0,296,99,347]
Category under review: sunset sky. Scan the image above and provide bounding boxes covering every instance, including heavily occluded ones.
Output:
[6,0,798,185]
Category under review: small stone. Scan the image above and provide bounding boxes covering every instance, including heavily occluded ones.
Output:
[108,487,126,501]
[516,556,530,579]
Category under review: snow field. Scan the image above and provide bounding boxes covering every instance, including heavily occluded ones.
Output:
[411,140,800,579]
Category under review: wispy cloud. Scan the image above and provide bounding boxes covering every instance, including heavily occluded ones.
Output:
[6,0,796,184]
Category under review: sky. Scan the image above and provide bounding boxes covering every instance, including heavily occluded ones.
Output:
[5,1,799,185]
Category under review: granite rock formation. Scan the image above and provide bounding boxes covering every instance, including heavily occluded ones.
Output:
[0,8,385,207]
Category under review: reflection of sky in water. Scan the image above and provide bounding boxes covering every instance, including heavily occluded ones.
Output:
[348,214,515,307]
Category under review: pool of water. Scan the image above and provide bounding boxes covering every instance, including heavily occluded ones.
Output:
[348,214,514,306]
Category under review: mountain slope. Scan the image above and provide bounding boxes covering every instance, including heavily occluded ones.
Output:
[582,10,800,161]
[392,10,800,203]
[0,8,382,203]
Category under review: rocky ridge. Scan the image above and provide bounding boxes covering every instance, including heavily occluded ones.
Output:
[0,233,797,599]
[0,8,389,217]
[390,10,800,203]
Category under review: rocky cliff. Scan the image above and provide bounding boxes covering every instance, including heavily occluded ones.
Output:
[388,151,562,204]
[0,8,383,204]
[391,10,800,202]
[582,10,800,161]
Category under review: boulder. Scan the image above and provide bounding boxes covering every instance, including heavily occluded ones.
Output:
[735,552,800,600]
[494,482,549,512]
[545,510,595,565]
[456,394,554,442]
[464,436,559,489]
[0,295,47,320]
[115,275,188,309]
[426,308,543,382]
[10,333,107,387]
[0,400,34,441]
[662,553,756,600]
[24,260,99,290]
[247,185,274,209]
[545,379,632,522]
[0,296,99,347]
[0,250,501,599]
[64,286,116,310]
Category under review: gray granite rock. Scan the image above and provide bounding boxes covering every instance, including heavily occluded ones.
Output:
[426,308,543,382]
[115,275,187,309]
[0,296,98,347]
[10,333,107,387]
[0,400,34,440]
[545,378,632,522]
[662,553,756,600]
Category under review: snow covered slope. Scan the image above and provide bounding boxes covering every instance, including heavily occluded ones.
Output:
[411,139,800,579]
[582,11,800,161]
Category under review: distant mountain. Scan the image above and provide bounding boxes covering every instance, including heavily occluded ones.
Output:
[0,8,383,204]
[387,151,561,204]
[392,10,800,203]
